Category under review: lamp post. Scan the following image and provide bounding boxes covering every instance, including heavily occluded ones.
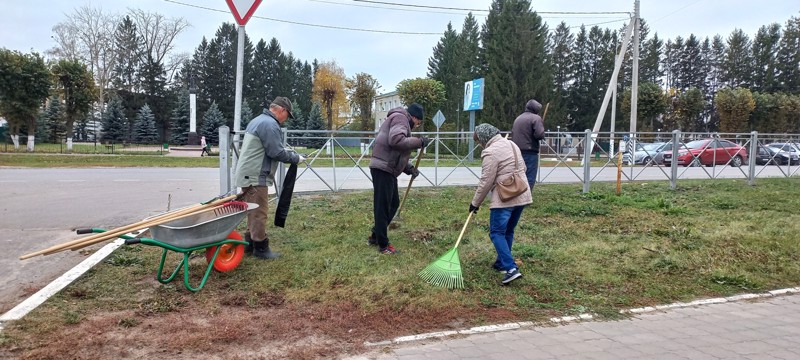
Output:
[188,74,199,145]
[556,125,561,155]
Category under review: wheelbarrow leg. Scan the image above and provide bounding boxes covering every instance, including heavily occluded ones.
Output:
[183,246,224,293]
[156,248,184,284]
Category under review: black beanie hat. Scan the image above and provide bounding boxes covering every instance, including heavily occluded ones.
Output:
[407,103,424,121]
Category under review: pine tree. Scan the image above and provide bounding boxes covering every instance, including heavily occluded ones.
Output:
[776,16,800,93]
[641,33,664,86]
[101,96,128,142]
[294,61,314,116]
[43,96,65,143]
[751,23,782,93]
[170,89,190,145]
[201,101,226,144]
[304,102,325,149]
[427,22,463,126]
[285,100,306,146]
[676,34,705,90]
[482,0,552,130]
[240,102,254,130]
[139,54,168,141]
[111,16,142,93]
[133,104,159,143]
[722,29,754,88]
[549,21,574,124]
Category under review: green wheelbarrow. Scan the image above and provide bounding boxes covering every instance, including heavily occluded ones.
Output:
[78,201,257,292]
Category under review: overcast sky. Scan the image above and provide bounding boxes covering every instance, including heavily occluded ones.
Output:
[2,0,798,95]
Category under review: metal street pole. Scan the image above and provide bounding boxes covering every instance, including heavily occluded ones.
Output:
[233,25,245,165]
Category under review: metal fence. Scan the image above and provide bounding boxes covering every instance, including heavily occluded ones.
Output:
[1,136,168,155]
[217,127,800,196]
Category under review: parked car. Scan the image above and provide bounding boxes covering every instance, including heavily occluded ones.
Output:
[653,141,684,165]
[756,145,800,165]
[631,142,665,165]
[663,138,748,167]
[766,143,800,157]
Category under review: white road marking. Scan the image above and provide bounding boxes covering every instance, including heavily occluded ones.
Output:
[113,179,140,182]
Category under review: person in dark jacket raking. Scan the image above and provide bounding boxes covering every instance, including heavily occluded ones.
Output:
[511,99,546,189]
[367,103,429,254]
[234,96,306,260]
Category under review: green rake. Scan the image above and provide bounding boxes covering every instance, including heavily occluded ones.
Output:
[418,211,474,289]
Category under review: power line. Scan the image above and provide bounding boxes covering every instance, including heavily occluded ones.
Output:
[351,0,630,16]
[312,0,628,19]
[163,0,441,35]
[308,0,482,16]
[352,0,488,12]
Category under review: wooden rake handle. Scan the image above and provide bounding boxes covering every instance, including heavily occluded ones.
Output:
[453,211,474,249]
[396,149,425,218]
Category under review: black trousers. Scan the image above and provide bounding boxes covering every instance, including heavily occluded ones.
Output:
[371,168,399,248]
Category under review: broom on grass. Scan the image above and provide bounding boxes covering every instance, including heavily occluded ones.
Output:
[418,210,474,289]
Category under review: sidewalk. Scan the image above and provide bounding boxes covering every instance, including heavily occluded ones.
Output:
[354,292,800,359]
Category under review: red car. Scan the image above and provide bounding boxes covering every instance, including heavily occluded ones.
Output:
[663,138,748,167]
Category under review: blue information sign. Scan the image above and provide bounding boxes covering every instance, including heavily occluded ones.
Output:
[463,78,485,111]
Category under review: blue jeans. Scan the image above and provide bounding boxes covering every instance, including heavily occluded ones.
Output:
[521,152,539,189]
[489,206,526,271]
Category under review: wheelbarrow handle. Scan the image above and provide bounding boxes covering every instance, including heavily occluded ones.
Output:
[124,238,141,245]
[76,228,94,235]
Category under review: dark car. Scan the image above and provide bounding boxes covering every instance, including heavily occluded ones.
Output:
[756,145,799,165]
[663,138,748,167]
[653,141,684,165]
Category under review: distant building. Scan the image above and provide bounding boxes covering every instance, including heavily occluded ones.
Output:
[372,91,404,130]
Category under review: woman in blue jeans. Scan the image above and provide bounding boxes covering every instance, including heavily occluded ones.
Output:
[469,123,533,285]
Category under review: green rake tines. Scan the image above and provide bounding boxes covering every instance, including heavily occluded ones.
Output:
[418,211,474,289]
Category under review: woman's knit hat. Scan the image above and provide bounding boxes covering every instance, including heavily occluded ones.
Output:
[474,123,500,146]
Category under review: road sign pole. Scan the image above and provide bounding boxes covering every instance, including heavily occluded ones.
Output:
[233,25,245,165]
[468,111,475,162]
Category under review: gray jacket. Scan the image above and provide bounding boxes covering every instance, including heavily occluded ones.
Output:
[511,99,545,154]
[369,107,423,177]
[234,109,300,188]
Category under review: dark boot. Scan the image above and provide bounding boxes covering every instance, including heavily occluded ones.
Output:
[253,238,281,260]
[244,232,254,254]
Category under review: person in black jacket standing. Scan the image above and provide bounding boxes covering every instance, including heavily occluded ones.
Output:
[511,99,545,189]
[367,103,428,254]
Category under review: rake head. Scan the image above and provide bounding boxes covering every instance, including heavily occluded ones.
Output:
[418,247,463,289]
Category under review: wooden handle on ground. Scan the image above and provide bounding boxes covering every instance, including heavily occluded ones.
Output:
[19,194,237,260]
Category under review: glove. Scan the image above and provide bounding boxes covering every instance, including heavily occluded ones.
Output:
[419,137,430,149]
[469,203,479,213]
[298,155,307,164]
[409,166,420,178]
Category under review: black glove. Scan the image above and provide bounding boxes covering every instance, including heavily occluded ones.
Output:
[410,166,420,178]
[419,137,430,149]
[469,203,479,213]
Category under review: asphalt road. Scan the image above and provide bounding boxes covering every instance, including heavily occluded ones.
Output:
[1,164,796,312]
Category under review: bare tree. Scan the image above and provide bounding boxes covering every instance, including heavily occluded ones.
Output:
[127,9,190,71]
[49,5,118,116]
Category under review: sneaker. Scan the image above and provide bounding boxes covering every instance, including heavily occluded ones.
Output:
[502,268,522,285]
[379,244,398,254]
[491,263,504,273]
[367,234,378,246]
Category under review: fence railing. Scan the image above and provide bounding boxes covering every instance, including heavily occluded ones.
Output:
[217,127,800,196]
[1,136,168,155]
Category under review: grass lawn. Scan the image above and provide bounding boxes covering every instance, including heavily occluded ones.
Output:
[2,179,799,359]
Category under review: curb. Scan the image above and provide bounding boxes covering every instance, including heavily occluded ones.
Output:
[365,286,800,347]
[0,238,129,332]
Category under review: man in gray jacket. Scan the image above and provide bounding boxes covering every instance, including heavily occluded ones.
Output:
[511,99,545,189]
[234,96,305,260]
[367,103,428,254]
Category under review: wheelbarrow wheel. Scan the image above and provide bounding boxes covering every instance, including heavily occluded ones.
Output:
[205,231,245,272]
